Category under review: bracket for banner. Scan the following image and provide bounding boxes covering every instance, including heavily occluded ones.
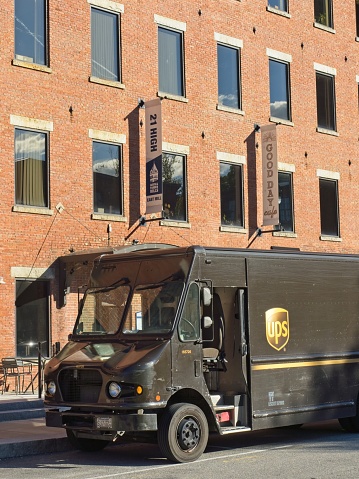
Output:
[246,225,283,249]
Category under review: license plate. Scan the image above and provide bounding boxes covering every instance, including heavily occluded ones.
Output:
[96,417,113,429]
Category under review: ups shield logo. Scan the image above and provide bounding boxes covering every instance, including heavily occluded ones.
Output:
[265,308,289,351]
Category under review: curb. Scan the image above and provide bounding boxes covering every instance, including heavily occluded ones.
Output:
[0,437,72,460]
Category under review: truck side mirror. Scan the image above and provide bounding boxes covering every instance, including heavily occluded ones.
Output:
[202,287,212,306]
[202,316,213,328]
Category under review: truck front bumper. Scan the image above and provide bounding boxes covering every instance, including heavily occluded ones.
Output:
[46,408,158,435]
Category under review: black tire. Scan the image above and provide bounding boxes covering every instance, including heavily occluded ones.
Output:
[158,403,209,463]
[66,429,109,452]
[338,416,359,433]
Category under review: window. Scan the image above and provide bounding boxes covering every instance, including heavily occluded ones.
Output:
[314,0,333,28]
[158,27,184,97]
[356,0,359,37]
[93,141,122,215]
[15,0,47,65]
[162,152,187,221]
[269,59,291,121]
[91,7,120,81]
[278,171,294,232]
[16,280,50,358]
[217,44,241,110]
[316,72,336,131]
[179,283,200,342]
[319,178,339,236]
[268,0,288,12]
[220,163,244,227]
[15,129,48,207]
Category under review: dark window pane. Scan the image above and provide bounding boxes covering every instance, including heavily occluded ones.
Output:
[356,0,359,37]
[15,129,48,207]
[268,0,288,11]
[16,280,50,358]
[316,73,335,130]
[319,178,339,236]
[217,44,240,109]
[91,8,119,81]
[314,0,333,27]
[269,59,290,120]
[278,171,294,232]
[15,0,46,65]
[93,142,122,215]
[220,163,244,227]
[158,27,184,96]
[162,153,186,221]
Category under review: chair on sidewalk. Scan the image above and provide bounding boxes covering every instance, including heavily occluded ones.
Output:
[1,358,34,394]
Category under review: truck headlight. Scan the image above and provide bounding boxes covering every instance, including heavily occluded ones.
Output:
[46,381,56,396]
[108,382,122,398]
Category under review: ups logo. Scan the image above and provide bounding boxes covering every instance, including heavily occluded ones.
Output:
[265,308,289,351]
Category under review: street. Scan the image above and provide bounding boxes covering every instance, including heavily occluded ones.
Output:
[0,420,358,478]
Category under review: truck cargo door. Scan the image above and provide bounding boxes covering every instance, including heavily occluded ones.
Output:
[237,288,249,390]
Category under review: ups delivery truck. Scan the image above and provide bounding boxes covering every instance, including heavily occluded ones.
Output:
[44,245,359,462]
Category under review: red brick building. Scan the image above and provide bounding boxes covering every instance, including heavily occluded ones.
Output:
[1,0,359,359]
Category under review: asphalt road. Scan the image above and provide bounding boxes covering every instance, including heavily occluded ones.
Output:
[0,420,358,479]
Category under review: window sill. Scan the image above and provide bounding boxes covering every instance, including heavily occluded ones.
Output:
[316,127,339,137]
[217,104,245,116]
[266,6,291,18]
[356,37,359,42]
[12,59,52,74]
[272,231,297,238]
[320,235,342,242]
[157,91,188,103]
[89,76,125,89]
[160,220,191,228]
[12,205,53,215]
[270,117,294,127]
[220,226,247,234]
[313,22,336,34]
[91,213,127,222]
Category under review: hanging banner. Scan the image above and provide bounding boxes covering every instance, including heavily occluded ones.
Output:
[145,98,162,214]
[261,124,279,226]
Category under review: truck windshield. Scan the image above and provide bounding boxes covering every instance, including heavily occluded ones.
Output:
[122,281,184,335]
[74,285,130,335]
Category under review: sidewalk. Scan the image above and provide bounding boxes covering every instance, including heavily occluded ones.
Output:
[0,393,71,460]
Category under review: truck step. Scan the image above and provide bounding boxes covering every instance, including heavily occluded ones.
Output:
[220,426,251,435]
[214,405,235,411]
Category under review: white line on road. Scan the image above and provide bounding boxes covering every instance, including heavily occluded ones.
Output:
[84,445,293,479]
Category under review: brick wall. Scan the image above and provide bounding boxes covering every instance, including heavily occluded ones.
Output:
[1,0,359,358]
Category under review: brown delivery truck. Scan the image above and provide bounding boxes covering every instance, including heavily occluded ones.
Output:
[44,245,359,462]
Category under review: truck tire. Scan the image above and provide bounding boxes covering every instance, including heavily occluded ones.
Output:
[158,403,209,463]
[66,429,109,452]
[338,396,359,433]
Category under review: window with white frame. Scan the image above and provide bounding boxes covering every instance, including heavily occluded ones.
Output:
[162,152,187,221]
[267,49,292,122]
[91,6,121,81]
[314,0,333,28]
[93,141,122,215]
[156,15,186,97]
[15,128,49,207]
[268,0,288,12]
[315,64,336,131]
[16,279,50,358]
[220,162,244,227]
[278,171,294,232]
[216,33,242,110]
[15,0,47,65]
[318,172,340,237]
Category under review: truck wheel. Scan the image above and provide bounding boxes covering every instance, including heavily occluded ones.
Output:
[338,396,359,433]
[66,430,109,452]
[338,416,359,433]
[158,403,209,463]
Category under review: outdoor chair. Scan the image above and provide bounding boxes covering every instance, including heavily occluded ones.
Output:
[1,358,34,394]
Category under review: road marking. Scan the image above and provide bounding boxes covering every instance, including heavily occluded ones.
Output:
[85,445,293,479]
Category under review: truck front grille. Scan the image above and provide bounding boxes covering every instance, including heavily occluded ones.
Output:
[59,368,102,403]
